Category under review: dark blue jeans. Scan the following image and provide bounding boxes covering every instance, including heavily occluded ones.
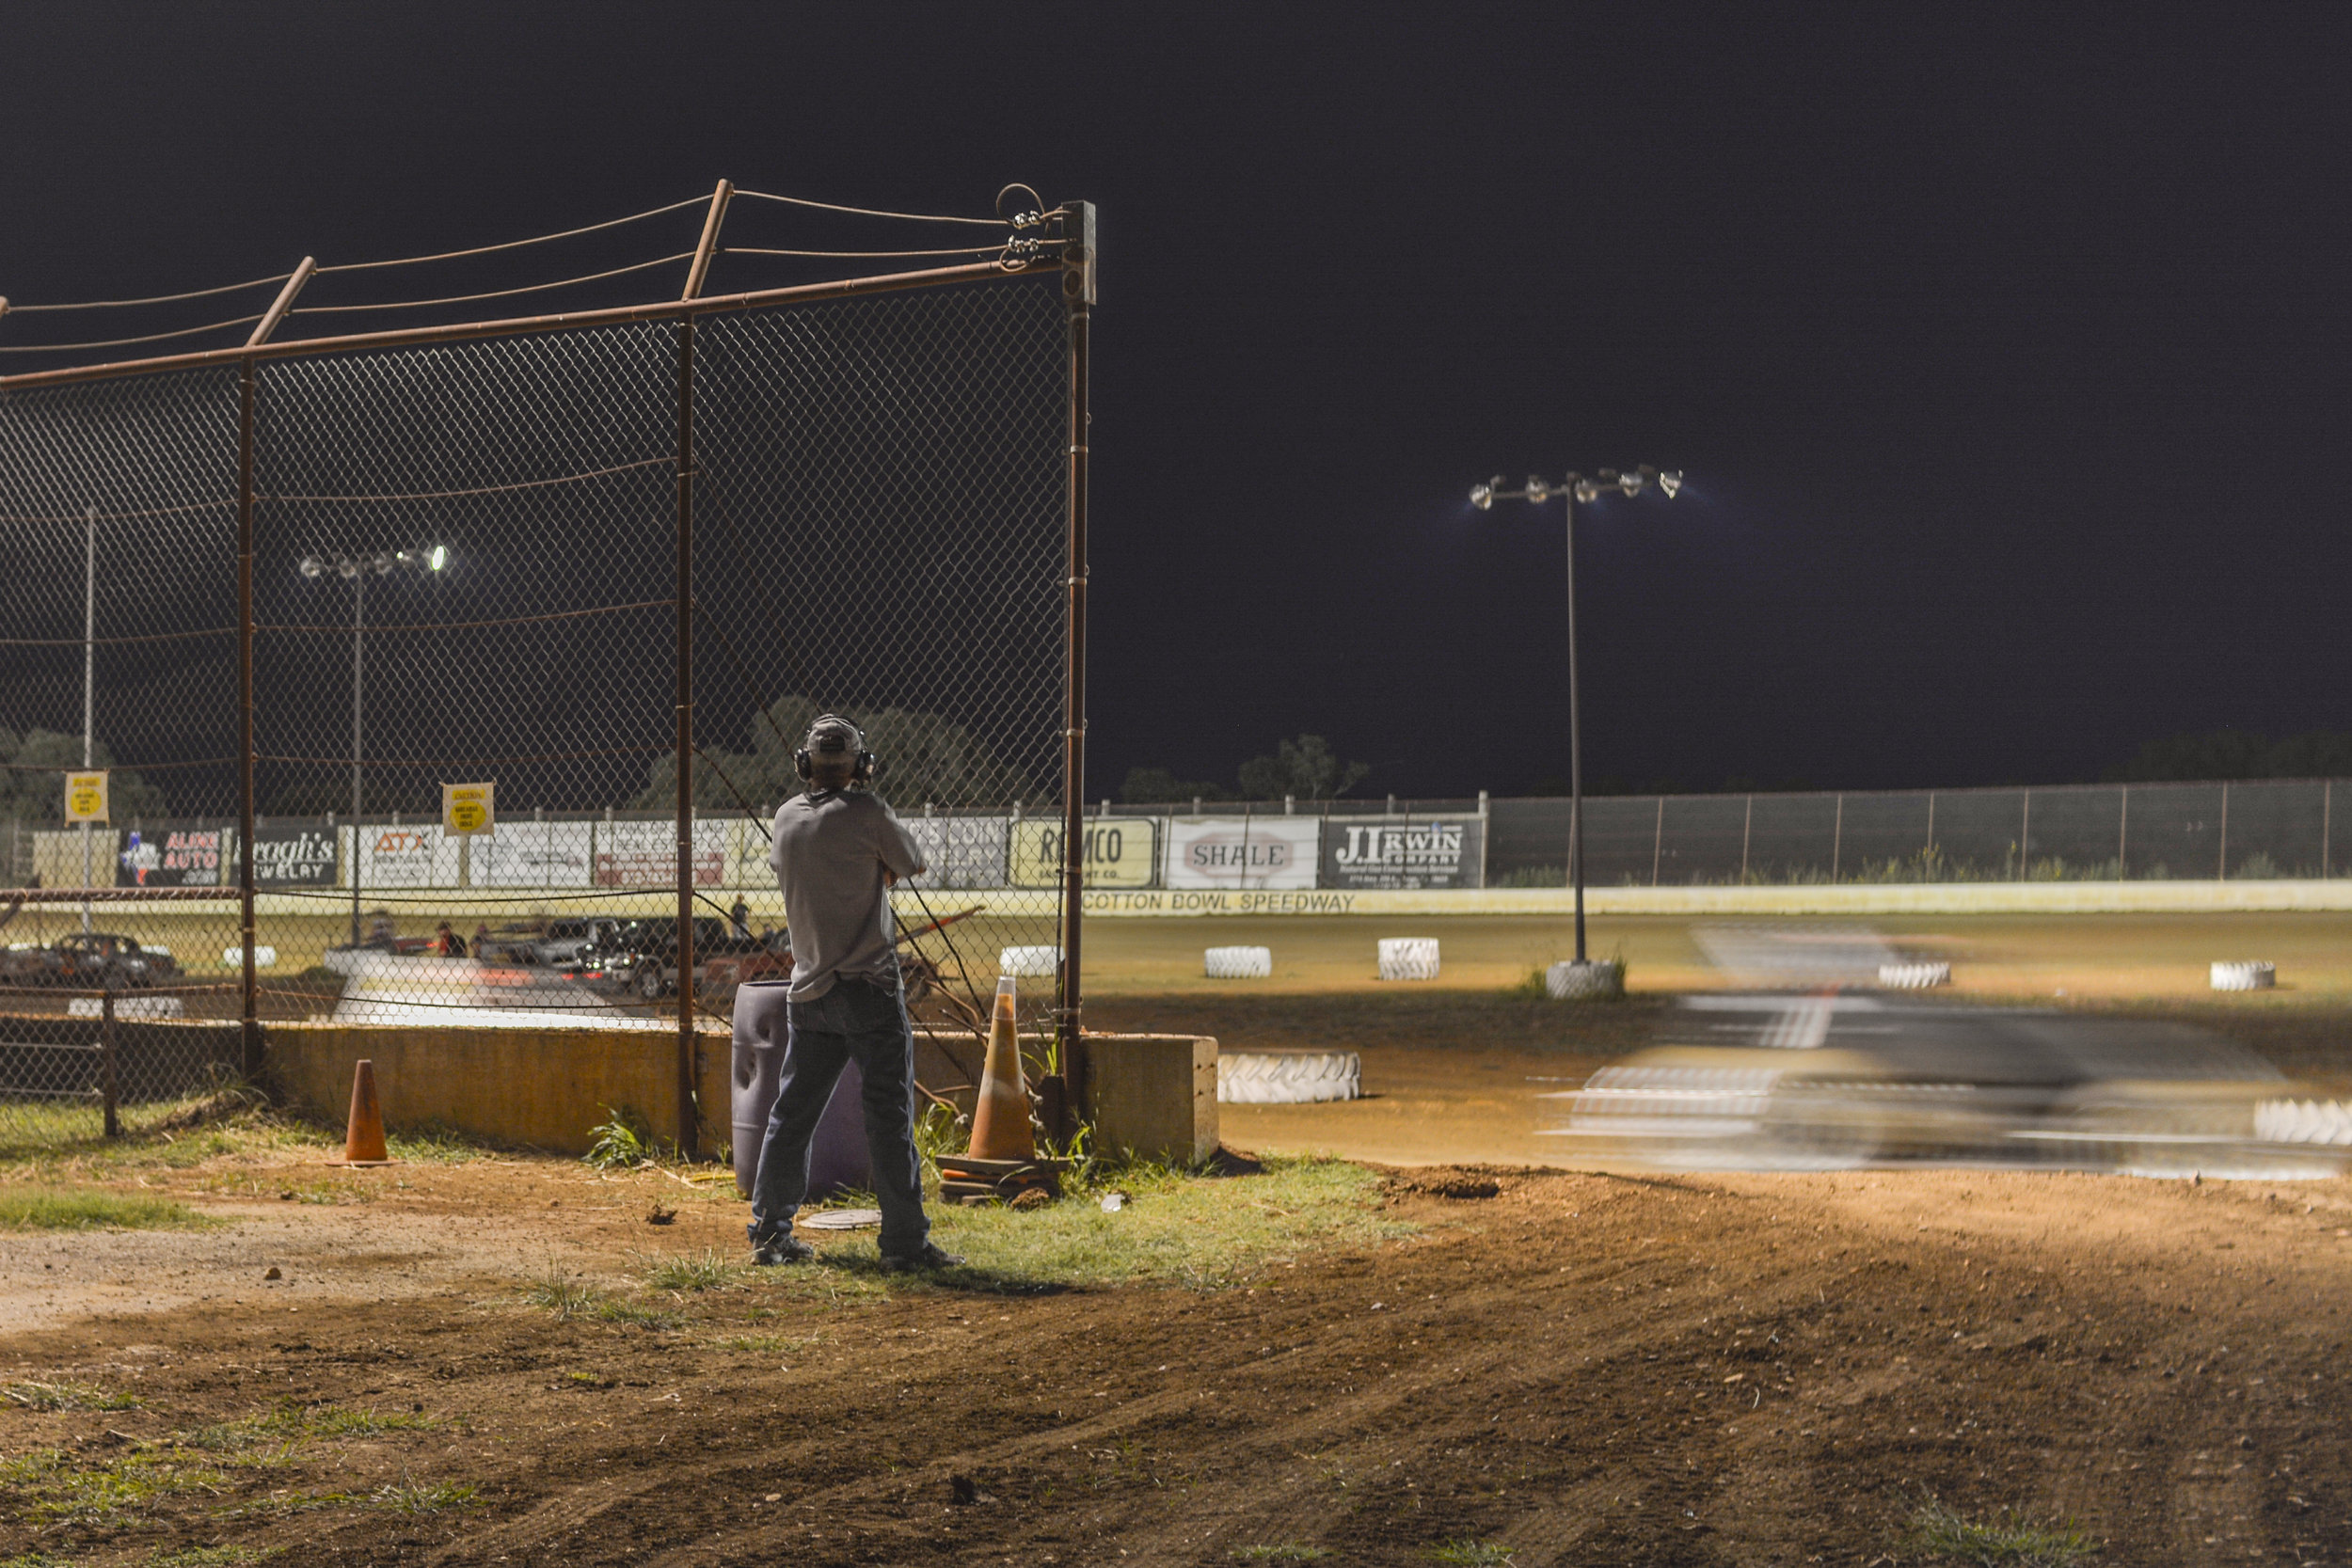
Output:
[748,977,930,1257]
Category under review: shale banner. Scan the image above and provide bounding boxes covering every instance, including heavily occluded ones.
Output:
[1318,816,1485,890]
[1164,817,1319,890]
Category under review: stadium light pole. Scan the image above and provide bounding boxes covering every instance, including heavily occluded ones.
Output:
[1470,467,1681,964]
[296,546,449,944]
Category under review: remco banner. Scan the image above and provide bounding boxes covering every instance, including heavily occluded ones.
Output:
[1009,817,1159,890]
[1319,816,1485,890]
[1165,817,1319,890]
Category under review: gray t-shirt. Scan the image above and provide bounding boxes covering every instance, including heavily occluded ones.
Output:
[768,788,926,1003]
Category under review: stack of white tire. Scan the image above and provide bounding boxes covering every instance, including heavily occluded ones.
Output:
[1204,945,1272,978]
[1546,959,1625,1000]
[1377,938,1440,982]
[1217,1051,1361,1104]
[2254,1099,2352,1146]
[2211,961,2277,991]
[1877,961,1952,989]
[998,945,1063,978]
[66,995,184,1020]
[223,945,278,969]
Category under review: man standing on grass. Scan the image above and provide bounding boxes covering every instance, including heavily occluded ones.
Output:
[747,714,960,1272]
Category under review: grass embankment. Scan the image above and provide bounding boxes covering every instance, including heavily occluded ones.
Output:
[0,1187,206,1231]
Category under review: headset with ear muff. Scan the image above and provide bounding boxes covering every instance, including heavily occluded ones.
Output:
[793,714,879,785]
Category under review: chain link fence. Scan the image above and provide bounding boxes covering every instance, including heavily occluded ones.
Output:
[1486,779,2352,886]
[0,212,1091,1153]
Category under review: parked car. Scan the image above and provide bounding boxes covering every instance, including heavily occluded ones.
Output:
[0,931,182,990]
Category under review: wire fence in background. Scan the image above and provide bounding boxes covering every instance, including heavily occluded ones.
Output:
[1485,779,2351,887]
[0,185,1094,1154]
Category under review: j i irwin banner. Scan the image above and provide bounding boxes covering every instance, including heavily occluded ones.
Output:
[1319,816,1485,890]
[1164,817,1319,890]
[1008,817,1159,889]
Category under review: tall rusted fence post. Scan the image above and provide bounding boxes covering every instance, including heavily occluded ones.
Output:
[669,180,728,1162]
[100,985,120,1139]
[236,356,262,1081]
[1056,201,1096,1088]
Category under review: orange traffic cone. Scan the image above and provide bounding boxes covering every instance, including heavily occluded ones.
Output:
[965,975,1034,1161]
[341,1058,391,1164]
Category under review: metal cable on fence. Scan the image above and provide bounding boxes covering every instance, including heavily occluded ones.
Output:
[4,272,294,312]
[293,253,699,315]
[313,196,707,273]
[731,190,1009,228]
[0,314,267,354]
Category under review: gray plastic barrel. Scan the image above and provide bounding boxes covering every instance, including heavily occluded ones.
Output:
[730,980,871,1199]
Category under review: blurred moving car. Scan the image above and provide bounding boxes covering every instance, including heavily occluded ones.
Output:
[1548,991,2344,1178]
[0,931,182,989]
[528,917,620,968]
[569,918,761,1001]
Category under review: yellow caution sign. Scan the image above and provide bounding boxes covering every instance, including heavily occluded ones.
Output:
[441,781,495,836]
[63,770,108,823]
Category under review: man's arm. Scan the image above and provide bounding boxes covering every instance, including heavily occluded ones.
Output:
[873,800,926,883]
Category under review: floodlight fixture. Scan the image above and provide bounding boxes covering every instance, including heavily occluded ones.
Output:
[299,556,324,579]
[1461,459,1683,962]
[428,544,447,571]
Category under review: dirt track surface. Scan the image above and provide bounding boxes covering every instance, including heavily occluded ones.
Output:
[4,1152,2350,1566]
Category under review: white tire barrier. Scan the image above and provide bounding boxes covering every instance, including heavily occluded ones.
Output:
[223,945,278,969]
[1547,959,1625,1000]
[2211,961,2276,992]
[67,994,184,1020]
[998,945,1062,978]
[1217,1051,1361,1104]
[1878,961,1951,989]
[1204,945,1272,979]
[2254,1099,2352,1146]
[1377,938,1439,982]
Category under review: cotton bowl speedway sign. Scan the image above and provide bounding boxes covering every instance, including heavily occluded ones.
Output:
[1319,816,1484,890]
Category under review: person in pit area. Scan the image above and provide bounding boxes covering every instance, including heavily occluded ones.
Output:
[745,715,959,1272]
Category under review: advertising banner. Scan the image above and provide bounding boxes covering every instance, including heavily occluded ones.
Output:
[1164,816,1319,890]
[253,824,338,887]
[594,818,729,888]
[473,820,594,888]
[359,823,458,888]
[115,822,230,887]
[1319,816,1486,890]
[1009,817,1159,890]
[905,815,1010,890]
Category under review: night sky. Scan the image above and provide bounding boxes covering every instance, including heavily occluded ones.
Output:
[6,4,2348,800]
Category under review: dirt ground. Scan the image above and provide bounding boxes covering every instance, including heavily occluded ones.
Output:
[4,984,2351,1566]
[2,1152,2349,1565]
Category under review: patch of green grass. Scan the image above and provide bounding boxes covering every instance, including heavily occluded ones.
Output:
[0,1550,80,1568]
[583,1107,656,1170]
[1429,1544,1514,1567]
[644,1247,744,1292]
[0,1187,207,1231]
[214,1490,361,1519]
[520,1270,680,1330]
[3,1379,139,1411]
[0,1445,232,1525]
[1904,1496,2098,1567]
[369,1479,478,1515]
[712,1330,833,1354]
[179,1401,437,1453]
[894,1153,1413,1292]
[148,1546,280,1566]
[382,1121,493,1164]
[1235,1548,1331,1564]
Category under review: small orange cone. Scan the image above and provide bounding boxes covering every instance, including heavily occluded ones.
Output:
[342,1058,390,1164]
[965,976,1034,1161]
